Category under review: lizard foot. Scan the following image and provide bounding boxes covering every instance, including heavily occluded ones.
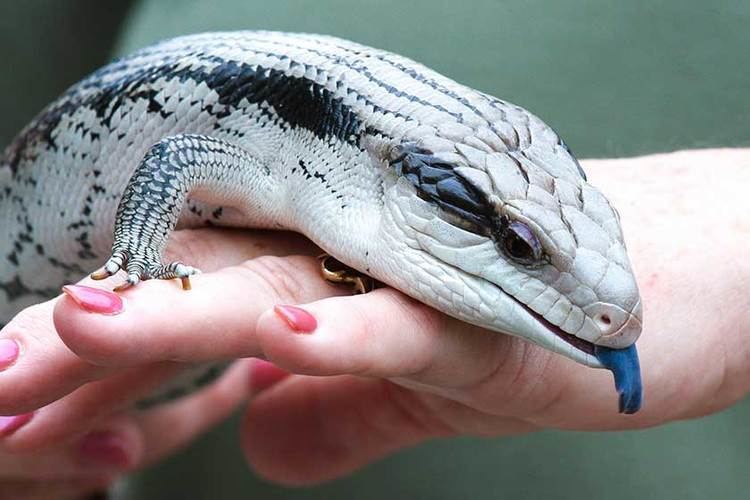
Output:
[318,254,377,294]
[91,249,200,291]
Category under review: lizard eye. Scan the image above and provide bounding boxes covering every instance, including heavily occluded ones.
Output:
[501,221,543,265]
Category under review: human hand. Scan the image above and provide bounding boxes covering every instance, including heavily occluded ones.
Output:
[1,149,748,490]
[0,229,345,497]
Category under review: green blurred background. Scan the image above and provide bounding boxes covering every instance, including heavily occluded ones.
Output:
[2,1,749,498]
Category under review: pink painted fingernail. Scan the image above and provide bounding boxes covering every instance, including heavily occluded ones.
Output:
[0,339,19,369]
[249,359,289,394]
[62,285,123,315]
[0,412,34,437]
[273,305,317,333]
[79,431,131,469]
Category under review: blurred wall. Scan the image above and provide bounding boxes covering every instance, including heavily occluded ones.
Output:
[0,0,133,147]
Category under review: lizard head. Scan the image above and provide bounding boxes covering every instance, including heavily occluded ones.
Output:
[383,111,642,380]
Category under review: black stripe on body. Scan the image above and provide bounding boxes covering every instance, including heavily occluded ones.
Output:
[136,36,422,126]
[201,35,469,123]
[88,55,364,143]
[198,58,362,142]
[4,51,366,174]
[5,31,501,176]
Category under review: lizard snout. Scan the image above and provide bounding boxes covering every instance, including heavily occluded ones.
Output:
[584,300,643,349]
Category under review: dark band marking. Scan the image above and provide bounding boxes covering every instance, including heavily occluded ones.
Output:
[187,35,465,123]
[391,144,494,229]
[197,58,361,142]
[5,50,367,174]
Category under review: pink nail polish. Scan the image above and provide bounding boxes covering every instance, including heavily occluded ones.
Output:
[62,285,123,315]
[79,431,131,469]
[0,412,33,437]
[249,359,289,394]
[273,305,317,333]
[0,339,19,369]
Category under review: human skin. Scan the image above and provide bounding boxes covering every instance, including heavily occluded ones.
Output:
[0,148,747,495]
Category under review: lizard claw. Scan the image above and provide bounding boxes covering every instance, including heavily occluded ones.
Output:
[113,273,141,292]
[170,263,200,290]
[90,269,111,281]
[91,251,129,280]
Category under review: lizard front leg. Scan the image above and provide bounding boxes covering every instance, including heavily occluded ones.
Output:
[92,134,276,290]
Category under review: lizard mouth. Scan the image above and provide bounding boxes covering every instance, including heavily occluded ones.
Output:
[496,284,597,357]
[522,305,596,356]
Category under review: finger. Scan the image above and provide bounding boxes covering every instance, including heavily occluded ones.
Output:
[242,375,443,486]
[252,289,635,425]
[64,361,248,473]
[241,374,533,486]
[0,362,249,480]
[1,363,186,452]
[254,287,516,388]
[0,229,313,415]
[54,255,347,367]
[247,358,290,394]
[136,360,250,467]
[0,419,135,480]
[0,298,107,415]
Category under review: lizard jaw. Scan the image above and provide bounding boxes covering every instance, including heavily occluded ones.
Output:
[521,303,597,357]
[494,284,603,368]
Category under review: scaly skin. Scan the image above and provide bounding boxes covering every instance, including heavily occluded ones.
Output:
[0,31,643,411]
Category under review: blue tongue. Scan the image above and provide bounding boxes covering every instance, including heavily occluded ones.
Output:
[593,344,643,414]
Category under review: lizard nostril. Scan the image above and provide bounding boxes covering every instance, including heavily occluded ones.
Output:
[584,301,643,347]
[596,313,612,331]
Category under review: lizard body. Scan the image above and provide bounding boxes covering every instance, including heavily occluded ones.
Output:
[0,32,643,412]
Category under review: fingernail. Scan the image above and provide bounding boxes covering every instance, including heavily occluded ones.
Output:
[79,431,131,469]
[273,305,317,333]
[249,359,289,394]
[0,339,19,369]
[0,412,34,437]
[62,285,123,315]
